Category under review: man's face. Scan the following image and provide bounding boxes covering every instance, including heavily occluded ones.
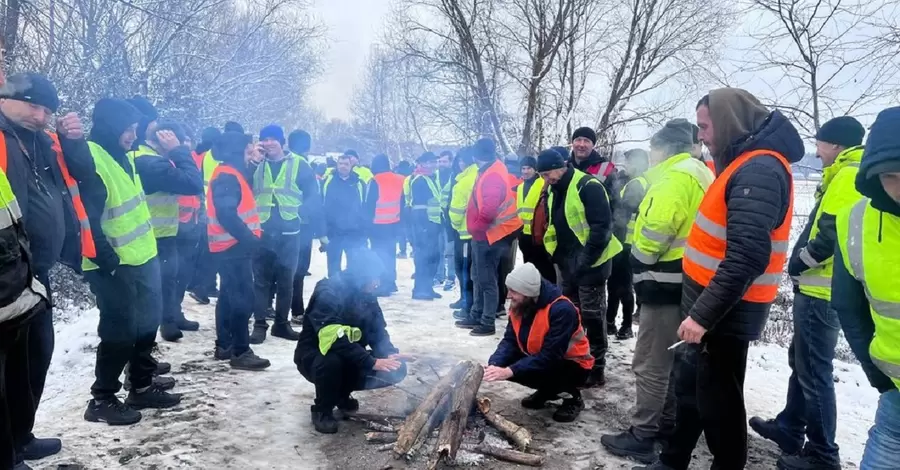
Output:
[815,141,842,168]
[244,143,263,165]
[260,138,283,159]
[437,155,451,169]
[507,289,528,308]
[521,165,536,180]
[338,157,353,176]
[119,123,138,151]
[540,168,567,185]
[879,172,900,203]
[696,105,715,156]
[422,160,437,172]
[0,99,52,131]
[572,137,593,158]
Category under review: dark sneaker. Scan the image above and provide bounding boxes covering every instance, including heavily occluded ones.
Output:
[776,450,841,470]
[154,361,171,376]
[291,314,304,325]
[553,396,585,422]
[160,322,183,342]
[469,325,496,337]
[188,291,210,305]
[230,349,271,371]
[412,291,435,301]
[521,390,560,409]
[311,406,339,434]
[452,310,470,321]
[607,323,617,335]
[125,375,176,392]
[338,395,360,413]
[177,316,200,331]
[449,299,465,309]
[749,416,803,455]
[455,319,479,329]
[271,322,300,341]
[21,437,62,460]
[443,280,455,291]
[249,324,268,345]
[600,429,657,464]
[616,327,634,340]
[305,271,312,276]
[214,347,232,361]
[585,369,606,388]
[84,397,142,426]
[125,387,182,410]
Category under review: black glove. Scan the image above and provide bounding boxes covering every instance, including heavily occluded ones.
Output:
[89,250,120,275]
[787,254,807,277]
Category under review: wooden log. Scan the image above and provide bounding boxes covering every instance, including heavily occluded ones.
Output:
[366,421,396,433]
[429,363,484,468]
[393,361,471,457]
[461,443,544,467]
[347,412,406,422]
[376,443,395,452]
[366,432,399,444]
[476,397,532,450]
[407,392,451,458]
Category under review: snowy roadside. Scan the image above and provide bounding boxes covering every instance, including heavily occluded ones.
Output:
[33,246,877,469]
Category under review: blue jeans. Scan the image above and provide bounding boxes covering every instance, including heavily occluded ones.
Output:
[861,389,900,469]
[215,256,254,357]
[774,293,841,463]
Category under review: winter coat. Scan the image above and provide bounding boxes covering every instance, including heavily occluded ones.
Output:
[295,273,399,369]
[410,172,440,228]
[466,161,509,242]
[488,280,580,375]
[323,171,372,237]
[682,108,804,341]
[251,154,321,235]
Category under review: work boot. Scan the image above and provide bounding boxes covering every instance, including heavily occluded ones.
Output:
[125,375,177,392]
[552,395,585,422]
[616,326,634,340]
[177,316,200,331]
[21,437,62,460]
[214,346,232,361]
[455,319,479,329]
[125,386,182,410]
[776,449,841,470]
[271,322,300,341]
[188,290,210,305]
[159,322,183,342]
[230,349,271,371]
[443,279,455,291]
[449,299,465,309]
[337,395,360,413]
[749,416,803,455]
[311,406,339,434]
[154,361,171,376]
[452,310,470,321]
[84,397,142,425]
[607,323,617,335]
[469,325,496,337]
[600,429,657,464]
[249,324,268,345]
[412,291,435,301]
[520,390,560,409]
[585,368,606,388]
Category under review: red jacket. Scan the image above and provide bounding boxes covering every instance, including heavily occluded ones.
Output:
[466,166,508,241]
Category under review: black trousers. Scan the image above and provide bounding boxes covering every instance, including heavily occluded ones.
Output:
[510,360,590,396]
[496,238,517,312]
[85,259,162,399]
[397,219,409,255]
[215,256,254,357]
[326,234,366,278]
[291,227,315,317]
[606,246,635,329]
[453,237,474,312]
[252,232,302,327]
[23,271,53,445]
[157,237,180,326]
[412,221,442,294]
[297,351,408,410]
[517,232,556,283]
[558,257,609,371]
[189,231,218,295]
[1,302,48,469]
[370,223,399,291]
[660,335,750,470]
[174,232,201,318]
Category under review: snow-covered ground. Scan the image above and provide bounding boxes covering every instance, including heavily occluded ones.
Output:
[31,235,879,470]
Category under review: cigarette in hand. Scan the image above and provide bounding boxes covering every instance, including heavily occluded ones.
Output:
[668,340,686,351]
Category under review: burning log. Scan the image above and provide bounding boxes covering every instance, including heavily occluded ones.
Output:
[476,397,532,450]
[347,412,406,422]
[428,364,484,468]
[408,393,450,457]
[365,432,399,444]
[461,443,544,467]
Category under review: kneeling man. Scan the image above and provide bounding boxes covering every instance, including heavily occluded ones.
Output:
[294,249,411,434]
[484,263,594,422]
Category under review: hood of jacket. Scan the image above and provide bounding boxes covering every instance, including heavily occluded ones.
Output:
[371,154,392,174]
[856,107,900,215]
[89,98,142,162]
[534,279,563,310]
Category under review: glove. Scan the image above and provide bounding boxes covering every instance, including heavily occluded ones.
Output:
[90,250,120,275]
[787,255,807,277]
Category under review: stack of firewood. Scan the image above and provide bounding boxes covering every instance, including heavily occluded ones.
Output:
[355,360,544,469]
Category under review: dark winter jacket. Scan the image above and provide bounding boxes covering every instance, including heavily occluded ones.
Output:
[548,167,614,284]
[488,280,581,375]
[323,171,371,237]
[410,172,440,227]
[682,103,804,340]
[0,112,89,278]
[134,145,203,197]
[295,273,399,370]
[0,185,45,327]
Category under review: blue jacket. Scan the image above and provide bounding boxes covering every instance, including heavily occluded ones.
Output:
[488,280,580,376]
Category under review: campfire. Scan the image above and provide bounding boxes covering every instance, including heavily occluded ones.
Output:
[352,360,544,468]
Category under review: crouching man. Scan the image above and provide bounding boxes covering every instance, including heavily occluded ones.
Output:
[294,249,411,434]
[483,263,594,423]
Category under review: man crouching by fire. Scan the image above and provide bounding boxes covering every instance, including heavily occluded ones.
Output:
[294,249,412,433]
[483,263,594,422]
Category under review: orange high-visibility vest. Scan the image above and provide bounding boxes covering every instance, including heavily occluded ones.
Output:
[177,151,204,224]
[705,159,716,176]
[0,131,96,258]
[683,149,793,303]
[207,164,261,253]
[472,160,523,244]
[372,172,404,224]
[508,296,594,370]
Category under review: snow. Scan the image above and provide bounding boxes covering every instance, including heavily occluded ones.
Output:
[33,235,877,469]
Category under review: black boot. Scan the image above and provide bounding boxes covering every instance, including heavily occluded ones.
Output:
[214,346,232,361]
[230,349,271,371]
[249,324,268,345]
[607,322,617,335]
[160,322,183,342]
[520,390,560,409]
[188,290,210,305]
[616,326,634,340]
[21,437,62,460]
[177,315,200,332]
[271,322,300,341]
[776,450,841,470]
[311,405,339,434]
[125,375,177,392]
[552,394,585,422]
[337,395,360,413]
[154,361,171,376]
[84,397,142,425]
[585,367,606,388]
[600,428,657,464]
[125,385,182,410]
[455,319,479,329]
[449,299,465,309]
[749,416,803,455]
[469,325,496,336]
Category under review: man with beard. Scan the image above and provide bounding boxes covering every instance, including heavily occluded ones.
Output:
[484,263,593,422]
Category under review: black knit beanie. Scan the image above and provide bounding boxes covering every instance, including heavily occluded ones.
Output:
[816,116,865,148]
[536,149,566,172]
[520,156,538,169]
[0,73,60,112]
[572,127,597,144]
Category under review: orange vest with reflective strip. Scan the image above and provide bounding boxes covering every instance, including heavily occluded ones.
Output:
[206,165,261,253]
[372,172,404,225]
[0,131,97,258]
[683,149,793,303]
[508,296,594,370]
[473,160,523,244]
[177,151,204,224]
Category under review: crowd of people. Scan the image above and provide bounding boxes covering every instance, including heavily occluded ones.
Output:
[0,69,897,470]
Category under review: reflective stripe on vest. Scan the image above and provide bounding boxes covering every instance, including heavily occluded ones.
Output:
[411,174,442,224]
[177,151,206,224]
[471,160,523,244]
[0,166,23,229]
[508,296,594,370]
[207,165,262,252]
[254,155,303,224]
[373,172,404,224]
[683,149,793,303]
[839,198,900,389]
[131,146,180,238]
[46,131,97,257]
[449,165,478,239]
[517,177,544,236]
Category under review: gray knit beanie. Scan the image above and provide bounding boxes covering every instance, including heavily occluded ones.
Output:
[505,263,542,297]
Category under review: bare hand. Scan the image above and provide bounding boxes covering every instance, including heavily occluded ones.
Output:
[388,353,416,363]
[155,130,181,152]
[373,358,402,372]
[56,113,84,139]
[677,316,707,344]
[483,365,513,382]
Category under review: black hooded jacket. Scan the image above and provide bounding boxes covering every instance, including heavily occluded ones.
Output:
[683,107,804,341]
[323,171,372,236]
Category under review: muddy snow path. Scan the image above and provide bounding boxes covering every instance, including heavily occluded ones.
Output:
[34,251,875,469]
